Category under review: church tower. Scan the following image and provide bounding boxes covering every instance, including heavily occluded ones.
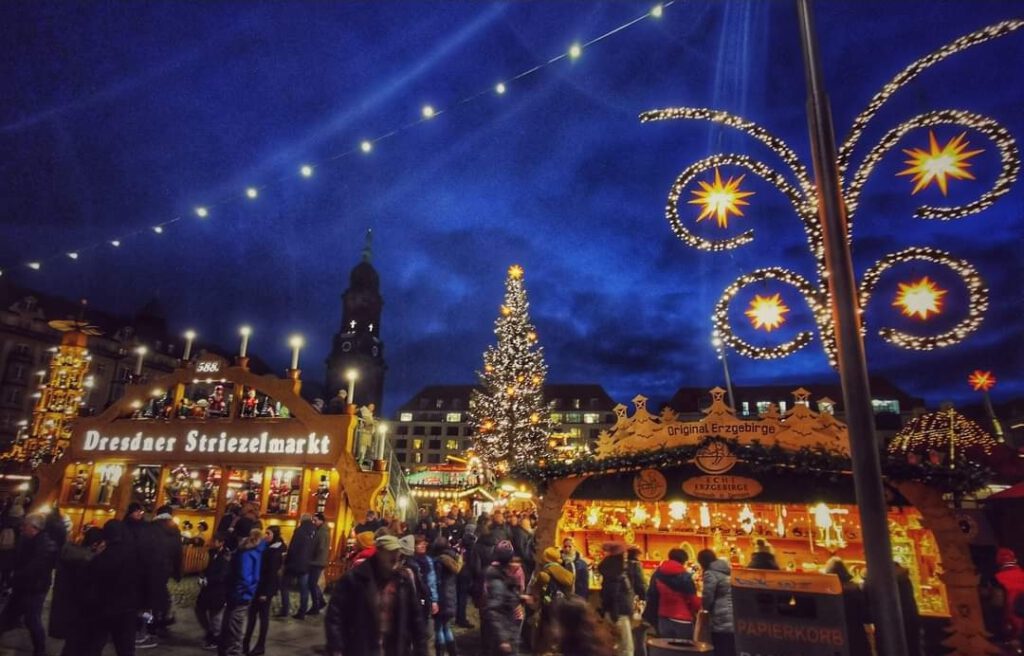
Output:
[325,230,386,412]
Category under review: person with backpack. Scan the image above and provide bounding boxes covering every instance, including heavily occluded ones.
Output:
[244,526,285,656]
[219,529,266,656]
[643,548,701,640]
[599,543,636,656]
[530,546,575,654]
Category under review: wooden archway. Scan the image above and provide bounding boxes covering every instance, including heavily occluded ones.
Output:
[893,481,1000,655]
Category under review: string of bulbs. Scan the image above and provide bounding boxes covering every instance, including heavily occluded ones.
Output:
[2,2,675,278]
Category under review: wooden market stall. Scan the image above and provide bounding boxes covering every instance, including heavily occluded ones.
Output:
[32,352,389,571]
[520,388,998,655]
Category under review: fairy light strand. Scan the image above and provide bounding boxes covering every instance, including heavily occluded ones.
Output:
[7,2,677,274]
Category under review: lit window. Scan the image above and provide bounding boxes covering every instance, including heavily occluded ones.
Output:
[779,401,787,413]
[412,439,423,450]
[572,398,581,409]
[400,412,413,422]
[742,401,750,416]
[756,401,771,415]
[872,399,900,414]
[566,427,582,438]
[550,412,563,423]
[413,453,423,464]
[445,440,458,451]
[564,412,582,423]
[445,412,462,423]
[583,413,601,424]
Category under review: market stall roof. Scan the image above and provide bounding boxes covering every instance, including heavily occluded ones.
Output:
[985,482,1024,501]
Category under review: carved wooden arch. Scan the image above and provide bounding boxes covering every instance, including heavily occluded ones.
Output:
[892,481,1000,656]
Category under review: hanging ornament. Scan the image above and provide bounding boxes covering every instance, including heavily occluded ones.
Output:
[689,168,755,229]
[897,131,983,195]
[745,293,790,332]
[893,276,947,320]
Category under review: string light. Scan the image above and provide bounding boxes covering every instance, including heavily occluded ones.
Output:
[110,240,120,247]
[195,207,209,218]
[66,252,78,260]
[10,3,678,274]
[153,226,164,234]
[889,406,997,464]
[859,247,987,351]
[421,105,436,119]
[568,43,582,59]
[28,262,41,270]
[245,187,259,199]
[839,19,1024,177]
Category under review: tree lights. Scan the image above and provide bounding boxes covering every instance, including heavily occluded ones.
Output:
[469,265,553,470]
[643,21,1020,366]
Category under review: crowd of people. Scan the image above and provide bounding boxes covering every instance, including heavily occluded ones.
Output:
[4,494,1024,656]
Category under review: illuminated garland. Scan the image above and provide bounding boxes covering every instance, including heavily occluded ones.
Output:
[846,110,1019,223]
[664,154,814,252]
[859,247,988,351]
[641,107,815,198]
[712,267,834,364]
[509,437,991,494]
[646,21,1020,365]
[839,19,1024,176]
[888,407,998,468]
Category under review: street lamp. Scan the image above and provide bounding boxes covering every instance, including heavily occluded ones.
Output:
[345,369,359,405]
[712,332,737,411]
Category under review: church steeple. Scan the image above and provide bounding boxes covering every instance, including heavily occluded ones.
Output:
[325,231,386,413]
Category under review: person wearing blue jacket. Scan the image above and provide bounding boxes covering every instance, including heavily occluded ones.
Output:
[218,529,266,656]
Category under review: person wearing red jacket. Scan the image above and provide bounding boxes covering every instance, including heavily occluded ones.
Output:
[995,547,1024,641]
[642,549,701,640]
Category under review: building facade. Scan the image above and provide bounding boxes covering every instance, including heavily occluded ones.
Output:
[325,231,386,413]
[0,283,185,451]
[391,383,617,468]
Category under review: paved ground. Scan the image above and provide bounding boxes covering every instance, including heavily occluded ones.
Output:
[0,577,486,655]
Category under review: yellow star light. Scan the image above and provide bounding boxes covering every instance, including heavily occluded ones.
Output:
[893,276,947,320]
[897,131,983,196]
[508,264,524,280]
[745,293,789,332]
[688,168,755,229]
[968,370,996,392]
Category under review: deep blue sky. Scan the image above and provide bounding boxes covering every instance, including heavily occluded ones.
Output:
[2,1,1022,412]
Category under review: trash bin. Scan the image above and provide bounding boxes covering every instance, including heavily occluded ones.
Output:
[731,569,849,656]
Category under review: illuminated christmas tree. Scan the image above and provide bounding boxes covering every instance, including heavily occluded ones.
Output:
[470,265,552,470]
[5,314,97,467]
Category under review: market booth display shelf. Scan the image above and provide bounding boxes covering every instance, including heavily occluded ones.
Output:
[32,352,389,571]
[515,388,1000,656]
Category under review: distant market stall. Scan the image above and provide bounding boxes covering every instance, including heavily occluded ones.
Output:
[515,387,999,656]
[32,351,390,562]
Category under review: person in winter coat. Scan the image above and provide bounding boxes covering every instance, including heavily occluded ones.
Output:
[152,505,184,635]
[123,502,162,649]
[219,528,266,656]
[746,539,780,570]
[325,535,428,656]
[431,537,462,656]
[509,516,535,584]
[643,548,701,640]
[455,524,477,628]
[308,512,330,615]
[81,519,142,656]
[0,513,58,656]
[349,530,377,569]
[697,549,734,656]
[49,527,103,655]
[483,540,525,656]
[824,557,870,656]
[280,513,316,618]
[995,547,1024,641]
[469,530,497,609]
[599,543,636,656]
[413,537,439,617]
[196,532,231,649]
[531,545,576,653]
[244,526,284,656]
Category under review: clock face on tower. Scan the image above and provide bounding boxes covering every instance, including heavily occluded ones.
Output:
[342,341,352,352]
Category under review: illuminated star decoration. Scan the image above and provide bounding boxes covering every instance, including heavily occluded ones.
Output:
[508,264,524,280]
[897,131,983,196]
[689,168,755,229]
[968,370,996,392]
[745,293,789,332]
[893,276,947,320]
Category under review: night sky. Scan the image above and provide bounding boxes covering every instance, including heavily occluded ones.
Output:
[2,1,1022,412]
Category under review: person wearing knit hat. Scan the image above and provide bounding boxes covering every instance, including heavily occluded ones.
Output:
[996,547,1024,640]
[398,535,416,557]
[325,532,427,656]
[482,539,526,656]
[530,546,575,654]
[0,513,57,656]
